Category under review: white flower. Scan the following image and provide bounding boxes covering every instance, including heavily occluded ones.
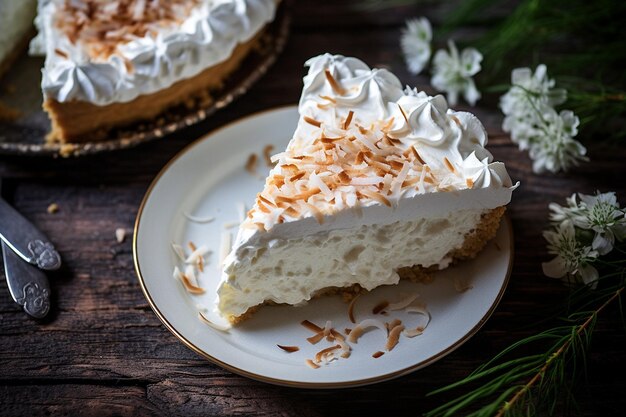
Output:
[500,64,567,118]
[548,193,583,223]
[573,192,626,255]
[431,40,482,106]
[542,221,599,288]
[401,17,432,75]
[527,109,587,174]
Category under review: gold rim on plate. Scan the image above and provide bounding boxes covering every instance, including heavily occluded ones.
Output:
[132,105,515,388]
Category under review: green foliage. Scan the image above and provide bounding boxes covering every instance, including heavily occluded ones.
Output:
[358,0,626,140]
[424,264,626,416]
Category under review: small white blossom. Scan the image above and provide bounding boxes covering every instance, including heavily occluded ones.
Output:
[500,64,567,118]
[542,221,599,288]
[431,40,482,106]
[499,65,586,174]
[548,193,583,223]
[400,17,432,75]
[573,192,626,255]
[527,109,588,174]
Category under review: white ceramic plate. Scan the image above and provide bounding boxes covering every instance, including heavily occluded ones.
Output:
[133,105,513,388]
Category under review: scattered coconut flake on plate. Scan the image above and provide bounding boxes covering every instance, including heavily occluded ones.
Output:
[185,245,210,264]
[198,311,230,332]
[277,344,300,353]
[183,212,215,224]
[388,293,420,311]
[347,318,388,343]
[171,243,186,261]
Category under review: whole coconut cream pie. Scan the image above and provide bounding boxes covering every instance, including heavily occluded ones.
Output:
[29,0,279,143]
[216,53,518,324]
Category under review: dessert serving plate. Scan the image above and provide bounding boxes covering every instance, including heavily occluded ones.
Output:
[0,5,289,158]
[133,105,514,387]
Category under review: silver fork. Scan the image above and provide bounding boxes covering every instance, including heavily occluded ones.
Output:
[0,179,54,318]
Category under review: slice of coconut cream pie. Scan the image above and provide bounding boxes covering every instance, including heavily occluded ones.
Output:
[30,0,278,143]
[217,53,518,323]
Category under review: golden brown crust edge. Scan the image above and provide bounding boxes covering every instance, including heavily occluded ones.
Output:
[43,27,267,143]
[226,207,507,325]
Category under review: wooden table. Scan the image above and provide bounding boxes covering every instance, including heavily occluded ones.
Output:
[1,2,624,416]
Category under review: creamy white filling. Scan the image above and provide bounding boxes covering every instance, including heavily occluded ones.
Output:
[218,207,486,318]
[0,1,36,66]
[33,0,277,105]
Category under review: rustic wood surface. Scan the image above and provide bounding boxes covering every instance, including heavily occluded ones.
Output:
[1,2,624,416]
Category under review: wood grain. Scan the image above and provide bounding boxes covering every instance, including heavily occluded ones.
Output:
[1,1,625,416]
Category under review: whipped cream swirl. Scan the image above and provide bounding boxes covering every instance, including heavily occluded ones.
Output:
[294,53,515,194]
[35,0,277,105]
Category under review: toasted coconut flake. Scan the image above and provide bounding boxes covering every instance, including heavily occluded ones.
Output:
[319,94,337,103]
[404,327,425,338]
[347,293,360,323]
[388,293,419,311]
[306,203,325,224]
[348,318,388,343]
[411,146,426,165]
[372,351,385,358]
[386,319,402,330]
[183,212,215,224]
[466,178,474,189]
[184,264,198,284]
[198,311,230,332]
[343,110,355,130]
[404,304,431,337]
[329,329,345,342]
[171,243,186,262]
[172,266,182,281]
[185,245,210,264]
[386,324,405,351]
[360,189,391,207]
[324,69,346,95]
[54,48,68,59]
[289,171,306,182]
[322,320,333,338]
[372,300,389,314]
[315,345,341,363]
[277,344,300,353]
[345,328,352,335]
[398,104,409,124]
[307,332,325,345]
[245,153,258,174]
[263,145,275,167]
[258,194,276,207]
[304,116,322,128]
[180,273,205,295]
[188,241,197,252]
[301,319,324,333]
[306,359,320,369]
[443,157,457,174]
[284,206,300,218]
[450,115,462,126]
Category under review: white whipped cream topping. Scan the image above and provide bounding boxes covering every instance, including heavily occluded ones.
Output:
[238,53,517,240]
[216,54,518,319]
[34,0,277,105]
